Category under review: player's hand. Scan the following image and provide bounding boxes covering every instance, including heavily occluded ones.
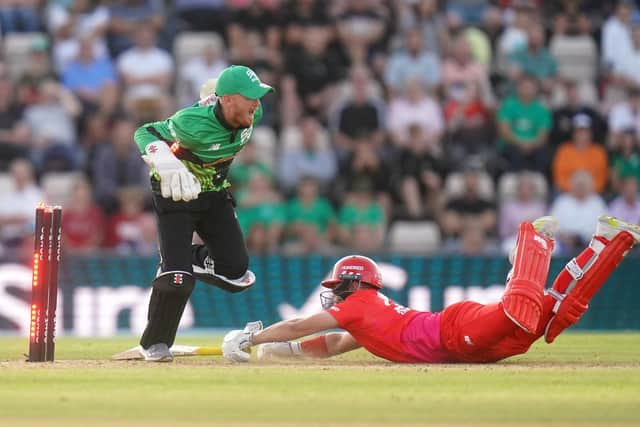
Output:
[222,321,263,363]
[142,141,201,202]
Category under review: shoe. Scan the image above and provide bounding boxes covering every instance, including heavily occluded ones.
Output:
[193,255,256,293]
[141,343,173,362]
[531,216,558,240]
[595,215,640,244]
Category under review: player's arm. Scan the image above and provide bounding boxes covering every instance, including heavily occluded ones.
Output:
[222,311,342,362]
[252,311,339,344]
[256,332,361,360]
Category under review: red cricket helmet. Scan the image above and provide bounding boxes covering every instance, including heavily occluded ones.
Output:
[321,255,383,289]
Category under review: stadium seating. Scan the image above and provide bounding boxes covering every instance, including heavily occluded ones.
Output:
[388,221,441,253]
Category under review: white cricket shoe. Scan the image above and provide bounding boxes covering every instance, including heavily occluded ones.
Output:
[595,215,640,244]
[140,343,174,362]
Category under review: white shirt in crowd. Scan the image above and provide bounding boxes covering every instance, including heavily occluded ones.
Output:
[608,101,640,135]
[601,15,633,70]
[117,47,174,87]
[387,95,443,142]
[550,193,607,243]
[0,185,43,240]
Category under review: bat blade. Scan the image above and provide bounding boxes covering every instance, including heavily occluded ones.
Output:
[111,345,224,360]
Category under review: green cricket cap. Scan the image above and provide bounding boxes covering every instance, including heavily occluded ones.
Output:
[215,65,274,99]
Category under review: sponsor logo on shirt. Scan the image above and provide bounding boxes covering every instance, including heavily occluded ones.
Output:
[240,127,253,145]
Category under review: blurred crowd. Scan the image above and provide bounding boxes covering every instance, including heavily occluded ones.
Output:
[1,0,640,261]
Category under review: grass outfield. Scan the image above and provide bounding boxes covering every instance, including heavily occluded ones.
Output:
[0,333,639,427]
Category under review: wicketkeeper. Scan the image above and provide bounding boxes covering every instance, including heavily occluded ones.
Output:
[134,65,273,361]
[223,215,639,364]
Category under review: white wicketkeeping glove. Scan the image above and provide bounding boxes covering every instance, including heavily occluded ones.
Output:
[142,141,201,202]
[222,320,263,363]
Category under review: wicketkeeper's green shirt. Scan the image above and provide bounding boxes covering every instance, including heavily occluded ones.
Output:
[134,101,263,192]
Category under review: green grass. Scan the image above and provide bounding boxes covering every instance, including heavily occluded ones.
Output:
[1,333,639,427]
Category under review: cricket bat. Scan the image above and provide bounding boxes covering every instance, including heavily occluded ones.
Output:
[112,344,224,360]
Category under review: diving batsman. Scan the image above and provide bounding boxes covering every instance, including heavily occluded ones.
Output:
[134,65,273,361]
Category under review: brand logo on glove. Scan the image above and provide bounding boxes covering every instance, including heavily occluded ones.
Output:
[148,145,158,154]
[172,273,184,286]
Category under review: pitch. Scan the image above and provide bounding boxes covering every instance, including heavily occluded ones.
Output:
[1,333,639,427]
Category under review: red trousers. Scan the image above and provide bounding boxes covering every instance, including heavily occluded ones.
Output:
[439,297,554,363]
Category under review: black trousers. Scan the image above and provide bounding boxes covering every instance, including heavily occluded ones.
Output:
[153,189,249,279]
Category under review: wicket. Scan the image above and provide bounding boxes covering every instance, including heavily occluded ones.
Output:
[29,203,62,362]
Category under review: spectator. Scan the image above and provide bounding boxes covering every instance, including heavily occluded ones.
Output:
[91,117,149,212]
[0,67,30,170]
[552,114,609,193]
[549,170,607,253]
[608,87,640,149]
[610,129,640,192]
[443,80,495,166]
[388,78,443,151]
[337,137,393,216]
[62,35,118,115]
[508,23,557,95]
[498,172,547,251]
[601,0,633,73]
[497,74,551,173]
[0,0,41,35]
[440,165,496,240]
[395,123,444,220]
[609,176,640,224]
[227,0,281,53]
[22,80,82,172]
[236,171,285,254]
[447,0,490,26]
[279,116,337,193]
[394,0,446,55]
[61,176,106,254]
[549,79,607,148]
[47,0,110,72]
[175,0,229,33]
[229,140,274,192]
[611,22,640,96]
[0,159,43,258]
[17,37,57,106]
[106,0,165,57]
[385,28,441,97]
[441,34,494,108]
[496,3,532,68]
[549,14,598,106]
[178,37,227,106]
[117,27,173,95]
[338,178,386,253]
[284,177,336,255]
[333,66,386,154]
[282,25,344,120]
[335,0,389,65]
[105,186,157,255]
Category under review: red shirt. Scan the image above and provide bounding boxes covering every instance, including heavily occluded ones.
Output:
[61,206,105,250]
[328,289,444,363]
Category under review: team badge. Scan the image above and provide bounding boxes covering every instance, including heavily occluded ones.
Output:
[172,273,184,286]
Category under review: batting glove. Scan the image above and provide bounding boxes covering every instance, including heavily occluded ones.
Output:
[222,321,263,363]
[142,141,201,202]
